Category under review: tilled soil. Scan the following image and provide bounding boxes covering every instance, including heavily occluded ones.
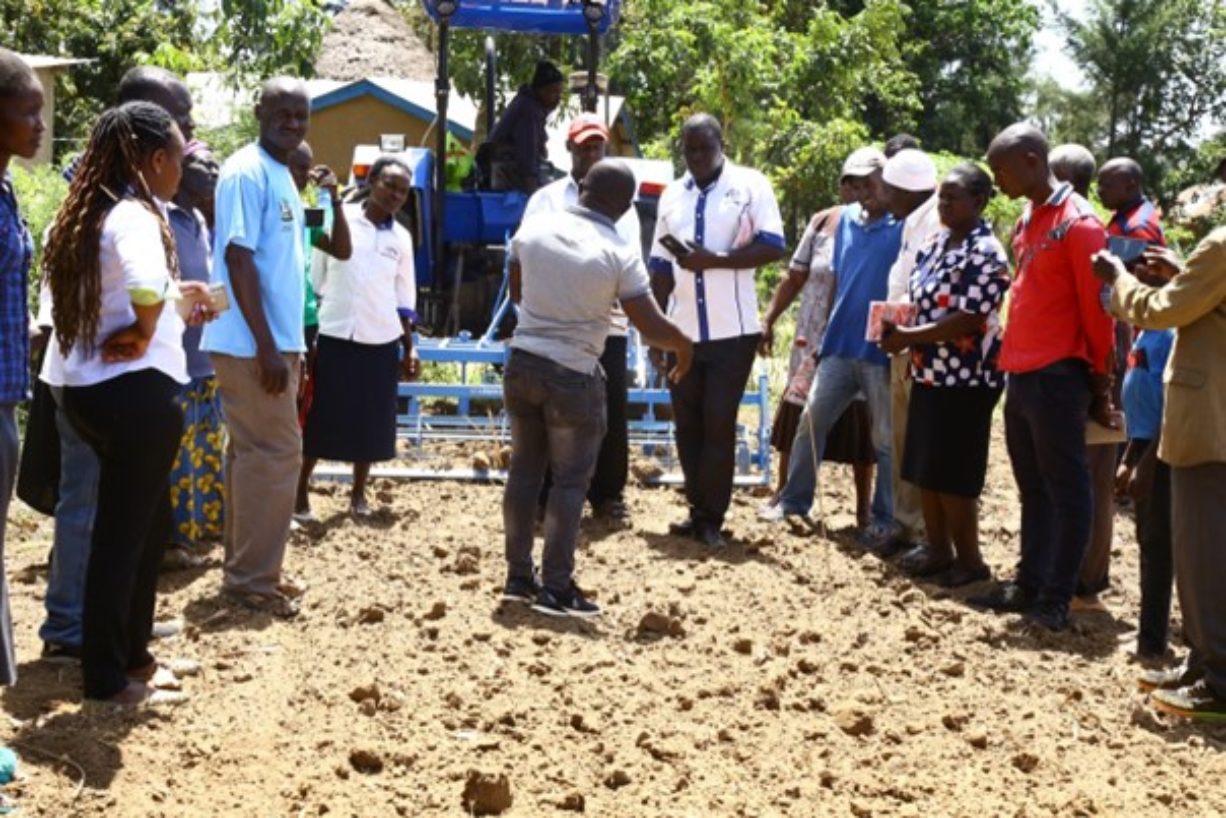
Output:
[1,420,1224,817]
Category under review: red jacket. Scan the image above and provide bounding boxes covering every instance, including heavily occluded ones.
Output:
[999,183,1114,375]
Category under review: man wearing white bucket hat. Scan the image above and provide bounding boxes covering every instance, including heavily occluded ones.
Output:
[880,148,942,558]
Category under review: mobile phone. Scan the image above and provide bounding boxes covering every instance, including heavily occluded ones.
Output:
[208,282,230,313]
[303,207,326,229]
[1107,236,1148,265]
[658,234,692,256]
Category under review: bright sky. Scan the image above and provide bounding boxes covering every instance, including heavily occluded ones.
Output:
[1032,0,1088,90]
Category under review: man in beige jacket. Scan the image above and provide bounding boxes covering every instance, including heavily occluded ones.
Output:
[1094,230,1226,722]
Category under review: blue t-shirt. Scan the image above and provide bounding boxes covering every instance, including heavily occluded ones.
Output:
[202,143,305,357]
[820,204,903,365]
[168,204,213,379]
[1121,328,1173,441]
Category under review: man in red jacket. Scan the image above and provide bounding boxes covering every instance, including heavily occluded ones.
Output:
[970,123,1115,631]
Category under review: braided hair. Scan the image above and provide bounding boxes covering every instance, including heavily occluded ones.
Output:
[44,101,181,356]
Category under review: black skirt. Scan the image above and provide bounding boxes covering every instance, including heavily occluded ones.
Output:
[303,335,400,463]
[770,398,876,465]
[902,382,1001,498]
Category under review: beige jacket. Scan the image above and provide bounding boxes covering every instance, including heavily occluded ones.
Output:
[1110,226,1226,467]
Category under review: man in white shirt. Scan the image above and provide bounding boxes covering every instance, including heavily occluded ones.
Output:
[521,113,641,526]
[881,148,940,552]
[648,114,787,547]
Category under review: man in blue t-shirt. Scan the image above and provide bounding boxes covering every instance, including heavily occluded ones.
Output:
[201,77,314,619]
[1118,324,1174,658]
[765,147,903,545]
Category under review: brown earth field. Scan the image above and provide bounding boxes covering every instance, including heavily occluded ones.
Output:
[1,420,1225,817]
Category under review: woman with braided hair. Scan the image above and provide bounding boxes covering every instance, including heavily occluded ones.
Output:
[41,100,213,706]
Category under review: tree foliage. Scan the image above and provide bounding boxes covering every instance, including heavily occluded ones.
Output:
[1049,0,1226,200]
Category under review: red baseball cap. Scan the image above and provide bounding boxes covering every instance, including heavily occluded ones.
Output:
[567,113,610,145]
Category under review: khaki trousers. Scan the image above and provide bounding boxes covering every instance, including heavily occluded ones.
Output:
[890,356,925,539]
[211,353,301,596]
[1172,462,1226,697]
[1077,443,1117,595]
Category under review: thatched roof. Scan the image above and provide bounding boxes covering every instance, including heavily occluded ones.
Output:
[315,0,436,83]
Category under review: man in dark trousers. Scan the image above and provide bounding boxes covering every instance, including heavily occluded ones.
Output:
[648,114,787,548]
[971,123,1114,631]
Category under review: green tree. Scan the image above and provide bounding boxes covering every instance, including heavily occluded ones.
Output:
[901,0,1040,155]
[214,0,330,84]
[1055,0,1226,200]
[0,0,199,154]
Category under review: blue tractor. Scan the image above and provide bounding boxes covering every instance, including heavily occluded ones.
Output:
[328,0,771,485]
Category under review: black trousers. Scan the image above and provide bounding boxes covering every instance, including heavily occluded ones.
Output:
[1003,360,1093,612]
[63,369,183,700]
[538,334,630,510]
[1135,458,1173,654]
[668,334,760,528]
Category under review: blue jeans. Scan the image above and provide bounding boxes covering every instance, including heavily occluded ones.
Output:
[38,390,99,649]
[779,356,893,523]
[502,350,607,594]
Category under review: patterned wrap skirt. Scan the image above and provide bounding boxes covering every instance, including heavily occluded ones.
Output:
[169,375,226,546]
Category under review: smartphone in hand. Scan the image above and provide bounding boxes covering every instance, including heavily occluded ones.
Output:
[658,234,692,257]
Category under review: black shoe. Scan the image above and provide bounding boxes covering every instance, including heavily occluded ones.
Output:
[532,584,601,618]
[1138,663,1203,693]
[502,574,540,604]
[1151,680,1226,723]
[668,518,698,538]
[593,499,631,529]
[41,641,82,664]
[1022,602,1070,632]
[967,581,1035,613]
[697,522,727,549]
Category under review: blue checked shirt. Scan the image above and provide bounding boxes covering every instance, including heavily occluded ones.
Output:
[0,174,31,403]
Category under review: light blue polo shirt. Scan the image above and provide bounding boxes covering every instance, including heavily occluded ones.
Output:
[202,143,306,357]
[820,204,903,366]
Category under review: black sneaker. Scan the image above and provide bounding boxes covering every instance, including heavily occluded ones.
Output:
[1022,602,1070,632]
[502,575,540,603]
[532,584,601,619]
[696,522,727,549]
[41,641,82,664]
[1151,680,1226,723]
[967,581,1035,613]
[1138,663,1204,693]
[593,499,631,529]
[668,518,698,538]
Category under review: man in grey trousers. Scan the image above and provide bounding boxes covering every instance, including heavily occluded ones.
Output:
[501,160,693,618]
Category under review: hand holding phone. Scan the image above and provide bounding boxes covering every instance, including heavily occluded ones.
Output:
[658,234,692,257]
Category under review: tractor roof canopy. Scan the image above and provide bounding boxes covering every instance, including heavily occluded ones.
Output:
[419,0,622,35]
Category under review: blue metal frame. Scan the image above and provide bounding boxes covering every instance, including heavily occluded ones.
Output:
[420,0,622,35]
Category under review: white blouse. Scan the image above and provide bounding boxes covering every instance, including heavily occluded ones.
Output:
[312,203,416,346]
[41,198,187,387]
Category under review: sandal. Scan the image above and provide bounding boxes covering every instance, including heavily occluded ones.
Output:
[897,544,955,577]
[223,588,300,618]
[277,575,308,599]
[932,562,991,589]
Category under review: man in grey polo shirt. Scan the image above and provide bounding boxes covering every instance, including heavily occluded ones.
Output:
[502,160,693,618]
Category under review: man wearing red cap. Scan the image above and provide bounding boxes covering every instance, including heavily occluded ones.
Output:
[520,113,642,526]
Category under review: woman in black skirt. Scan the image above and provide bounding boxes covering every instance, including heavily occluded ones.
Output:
[879,164,1009,587]
[296,157,420,518]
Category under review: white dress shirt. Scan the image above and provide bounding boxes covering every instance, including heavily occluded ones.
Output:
[648,161,785,342]
[521,174,642,336]
[313,203,416,346]
[886,191,942,302]
[41,199,187,387]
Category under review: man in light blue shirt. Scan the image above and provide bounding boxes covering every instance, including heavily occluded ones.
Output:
[202,77,313,618]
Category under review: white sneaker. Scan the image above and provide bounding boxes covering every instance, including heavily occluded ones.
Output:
[758,504,810,524]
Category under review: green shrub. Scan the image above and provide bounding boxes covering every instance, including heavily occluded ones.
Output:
[10,164,68,307]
